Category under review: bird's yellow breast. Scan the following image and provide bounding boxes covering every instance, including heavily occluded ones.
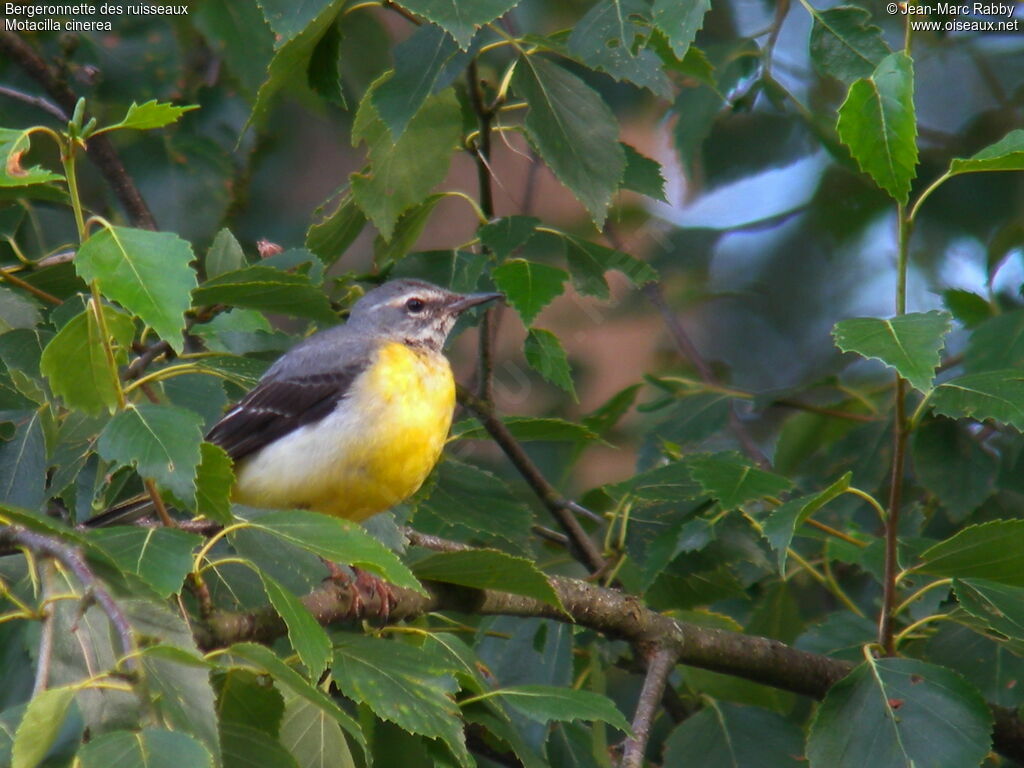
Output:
[231,341,455,521]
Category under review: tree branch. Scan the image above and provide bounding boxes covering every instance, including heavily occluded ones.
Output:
[0,31,157,230]
[456,386,607,573]
[621,645,679,768]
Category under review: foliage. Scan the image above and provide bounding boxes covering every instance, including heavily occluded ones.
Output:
[0,1,1022,767]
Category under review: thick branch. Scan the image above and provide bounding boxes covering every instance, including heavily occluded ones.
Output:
[0,31,157,230]
[621,646,679,768]
[457,386,607,573]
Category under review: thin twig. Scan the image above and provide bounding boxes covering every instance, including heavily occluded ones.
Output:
[124,340,173,381]
[0,266,62,305]
[2,527,136,670]
[642,282,772,470]
[0,84,67,121]
[879,377,908,655]
[457,386,607,573]
[0,31,157,230]
[773,398,876,423]
[621,646,678,768]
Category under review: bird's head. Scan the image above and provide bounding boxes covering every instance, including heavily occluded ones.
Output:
[349,279,503,351]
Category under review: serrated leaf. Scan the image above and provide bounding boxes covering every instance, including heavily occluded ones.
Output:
[98,100,198,134]
[954,579,1024,643]
[918,520,1024,586]
[491,258,566,326]
[478,216,539,260]
[372,24,471,139]
[513,56,625,226]
[279,691,355,768]
[832,310,950,393]
[332,635,468,766]
[492,686,630,732]
[305,192,366,267]
[564,236,657,299]
[413,549,563,611]
[193,265,336,323]
[221,721,300,768]
[373,194,444,266]
[0,411,46,510]
[943,288,992,330]
[11,686,75,768]
[0,286,40,333]
[763,473,851,574]
[807,657,992,768]
[75,226,197,354]
[260,572,331,681]
[524,328,576,398]
[948,129,1024,176]
[583,383,640,435]
[242,509,424,594]
[837,51,917,204]
[87,527,202,597]
[911,419,996,521]
[79,729,214,768]
[930,370,1024,430]
[206,228,247,279]
[663,701,805,768]
[0,128,63,187]
[604,461,703,503]
[41,304,135,415]
[685,452,792,511]
[215,668,285,741]
[965,309,1024,371]
[193,0,274,96]
[351,84,462,239]
[397,0,520,48]
[809,6,890,85]
[227,643,366,759]
[620,142,668,202]
[196,442,235,524]
[568,0,672,98]
[652,0,710,58]
[97,403,204,505]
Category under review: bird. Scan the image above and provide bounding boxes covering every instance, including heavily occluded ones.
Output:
[87,279,502,527]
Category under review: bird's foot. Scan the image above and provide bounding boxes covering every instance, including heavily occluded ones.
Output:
[322,561,395,622]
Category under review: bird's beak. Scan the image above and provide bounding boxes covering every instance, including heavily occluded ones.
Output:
[448,292,503,314]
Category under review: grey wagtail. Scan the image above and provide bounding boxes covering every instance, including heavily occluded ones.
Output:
[88,279,502,527]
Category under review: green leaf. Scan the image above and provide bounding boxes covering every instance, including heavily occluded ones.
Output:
[258,0,334,40]
[41,304,135,415]
[75,226,197,354]
[99,100,198,134]
[663,701,805,768]
[832,310,951,393]
[911,419,996,520]
[11,685,75,768]
[373,194,444,266]
[372,24,470,139]
[221,721,300,768]
[763,472,851,574]
[390,249,490,295]
[620,142,668,202]
[0,128,63,187]
[451,416,597,443]
[192,0,274,96]
[965,309,1024,371]
[97,403,204,505]
[279,690,356,768]
[0,286,40,333]
[412,549,564,610]
[492,258,566,326]
[193,265,336,323]
[216,667,285,738]
[918,520,1024,586]
[948,129,1024,175]
[478,216,540,260]
[88,527,202,597]
[206,228,247,279]
[603,461,703,503]
[807,657,991,768]
[196,442,235,524]
[0,411,46,510]
[513,56,626,226]
[227,643,366,759]
[306,192,366,267]
[836,51,918,204]
[524,329,576,398]
[243,509,424,594]
[930,370,1024,430]
[79,729,214,768]
[260,572,332,680]
[397,0,520,48]
[246,0,347,130]
[954,579,1024,643]
[568,0,672,98]
[809,6,890,85]
[332,635,468,766]
[942,288,992,330]
[351,84,462,239]
[685,452,793,511]
[652,0,711,58]
[415,459,533,545]
[583,383,640,435]
[564,236,657,299]
[492,686,630,732]
[307,18,345,108]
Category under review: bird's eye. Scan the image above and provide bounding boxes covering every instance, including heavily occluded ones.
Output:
[405,297,425,313]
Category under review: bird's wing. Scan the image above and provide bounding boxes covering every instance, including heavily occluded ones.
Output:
[206,362,367,462]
